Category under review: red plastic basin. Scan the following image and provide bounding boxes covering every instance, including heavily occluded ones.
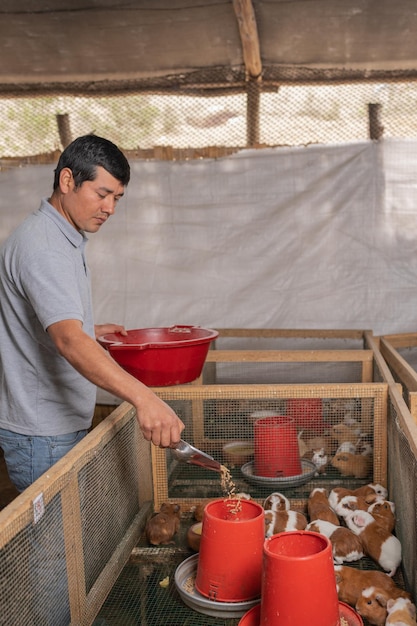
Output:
[98,325,218,386]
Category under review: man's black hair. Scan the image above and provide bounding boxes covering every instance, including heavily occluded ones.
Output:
[53,134,130,190]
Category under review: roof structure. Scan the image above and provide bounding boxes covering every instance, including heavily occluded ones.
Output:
[1,0,417,96]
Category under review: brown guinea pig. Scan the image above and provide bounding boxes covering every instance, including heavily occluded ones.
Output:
[355,585,412,625]
[306,519,364,564]
[331,451,372,479]
[331,422,361,446]
[385,597,417,626]
[334,564,402,607]
[307,487,340,525]
[264,509,307,536]
[145,503,181,546]
[344,509,401,576]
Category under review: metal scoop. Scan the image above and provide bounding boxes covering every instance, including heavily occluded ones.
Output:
[170,439,221,472]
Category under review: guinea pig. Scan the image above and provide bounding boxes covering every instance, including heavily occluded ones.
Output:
[367,500,396,533]
[306,519,364,564]
[335,441,357,455]
[344,509,402,576]
[385,597,417,626]
[331,422,362,446]
[307,487,340,525]
[263,492,290,512]
[328,490,371,520]
[355,585,413,626]
[145,502,181,546]
[331,451,372,479]
[264,508,307,536]
[308,447,328,475]
[354,483,388,500]
[334,564,403,607]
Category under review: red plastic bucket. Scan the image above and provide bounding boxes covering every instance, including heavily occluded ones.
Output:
[254,416,301,478]
[195,499,264,602]
[260,531,340,626]
[286,398,324,433]
[97,325,218,386]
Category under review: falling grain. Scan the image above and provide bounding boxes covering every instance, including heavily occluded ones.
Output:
[220,464,242,515]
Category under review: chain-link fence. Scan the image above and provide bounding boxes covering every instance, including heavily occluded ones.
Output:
[2,79,417,161]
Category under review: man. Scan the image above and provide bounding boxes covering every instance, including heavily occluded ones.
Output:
[0,134,184,493]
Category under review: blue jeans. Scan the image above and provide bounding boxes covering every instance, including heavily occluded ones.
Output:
[0,428,88,492]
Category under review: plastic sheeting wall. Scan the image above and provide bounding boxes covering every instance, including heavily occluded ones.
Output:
[1,139,417,401]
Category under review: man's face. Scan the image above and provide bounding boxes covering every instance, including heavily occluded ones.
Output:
[58,165,125,233]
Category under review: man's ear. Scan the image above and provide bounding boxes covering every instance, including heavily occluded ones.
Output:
[59,167,74,192]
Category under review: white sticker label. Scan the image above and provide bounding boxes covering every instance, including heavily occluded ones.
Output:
[33,493,45,524]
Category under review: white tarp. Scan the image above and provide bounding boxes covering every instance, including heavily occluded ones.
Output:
[1,139,417,400]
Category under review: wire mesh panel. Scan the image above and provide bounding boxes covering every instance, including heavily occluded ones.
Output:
[0,491,71,625]
[0,402,148,626]
[3,80,417,162]
[79,418,139,594]
[149,382,387,511]
[387,394,417,605]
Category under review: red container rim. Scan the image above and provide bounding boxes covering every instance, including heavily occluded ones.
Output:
[264,530,331,560]
[205,498,264,523]
[98,325,219,350]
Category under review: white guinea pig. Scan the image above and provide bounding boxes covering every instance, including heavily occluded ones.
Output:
[344,509,401,576]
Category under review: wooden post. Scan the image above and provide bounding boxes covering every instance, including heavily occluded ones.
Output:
[368,103,384,140]
[56,113,73,148]
[247,78,260,146]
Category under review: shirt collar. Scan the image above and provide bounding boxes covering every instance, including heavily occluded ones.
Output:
[39,197,88,248]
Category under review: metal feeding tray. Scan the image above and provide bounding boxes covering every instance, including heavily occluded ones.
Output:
[240,459,317,488]
[238,601,363,625]
[174,554,260,618]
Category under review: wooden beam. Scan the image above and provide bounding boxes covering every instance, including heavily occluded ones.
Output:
[232,0,262,78]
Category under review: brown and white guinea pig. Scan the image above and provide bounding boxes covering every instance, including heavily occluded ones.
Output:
[328,485,387,512]
[385,596,417,626]
[331,451,372,479]
[328,489,371,520]
[306,519,364,564]
[145,503,181,546]
[355,483,388,500]
[263,492,290,512]
[344,509,402,576]
[304,447,328,475]
[355,585,413,626]
[264,508,307,536]
[367,500,396,533]
[307,487,340,525]
[334,564,403,607]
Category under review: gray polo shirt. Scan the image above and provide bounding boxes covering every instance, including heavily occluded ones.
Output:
[0,198,96,435]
